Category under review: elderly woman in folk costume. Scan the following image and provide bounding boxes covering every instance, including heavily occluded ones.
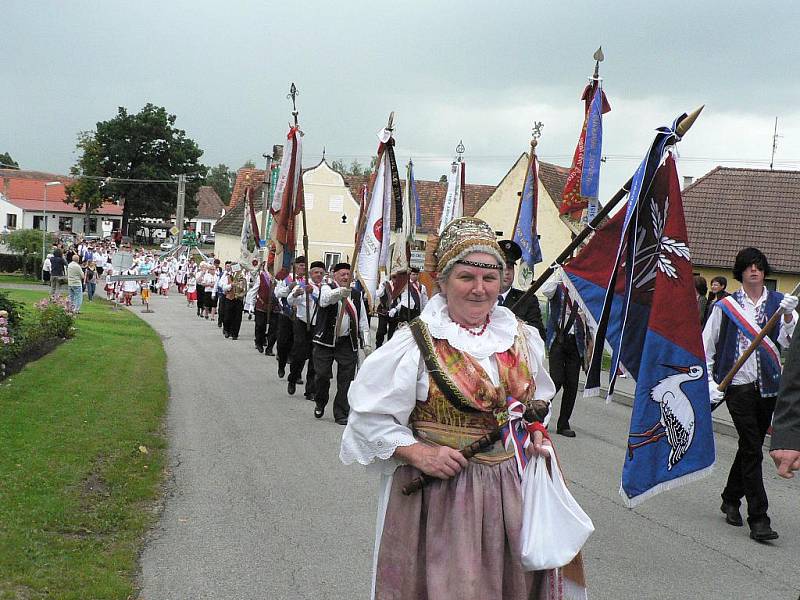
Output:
[341,217,587,600]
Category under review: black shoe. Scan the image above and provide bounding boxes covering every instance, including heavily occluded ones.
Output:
[247,314,252,320]
[218,322,222,328]
[720,502,743,527]
[287,381,296,395]
[314,404,324,419]
[557,428,576,438]
[265,349,275,356]
[749,520,778,542]
[278,366,285,378]
[297,378,304,385]
[224,332,230,339]
[335,418,348,426]
[231,336,238,340]
[304,392,315,401]
[256,345,264,353]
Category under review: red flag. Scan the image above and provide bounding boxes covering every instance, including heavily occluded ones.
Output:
[561,81,611,219]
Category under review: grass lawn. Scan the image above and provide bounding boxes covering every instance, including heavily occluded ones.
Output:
[0,289,168,599]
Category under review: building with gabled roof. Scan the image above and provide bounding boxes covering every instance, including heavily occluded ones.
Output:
[473,153,576,291]
[191,185,226,238]
[682,166,800,292]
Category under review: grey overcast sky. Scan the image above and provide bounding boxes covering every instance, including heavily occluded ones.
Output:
[4,0,800,200]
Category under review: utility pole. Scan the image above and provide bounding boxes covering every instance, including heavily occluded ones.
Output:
[175,174,186,241]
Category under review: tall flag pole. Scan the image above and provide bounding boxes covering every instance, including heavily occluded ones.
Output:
[354,112,401,312]
[561,47,611,222]
[561,110,714,506]
[269,83,305,281]
[438,140,466,234]
[513,122,544,269]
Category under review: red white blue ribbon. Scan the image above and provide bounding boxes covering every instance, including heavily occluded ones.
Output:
[501,397,531,478]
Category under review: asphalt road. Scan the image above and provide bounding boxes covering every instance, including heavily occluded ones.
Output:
[132,292,800,600]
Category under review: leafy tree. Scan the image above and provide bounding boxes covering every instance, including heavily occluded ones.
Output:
[5,229,54,256]
[206,163,234,204]
[330,157,377,177]
[0,152,19,169]
[241,160,256,169]
[68,104,207,233]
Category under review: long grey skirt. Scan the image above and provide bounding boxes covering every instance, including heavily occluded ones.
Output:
[375,457,578,600]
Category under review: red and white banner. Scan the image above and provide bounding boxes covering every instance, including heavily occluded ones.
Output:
[355,127,394,310]
[270,127,303,279]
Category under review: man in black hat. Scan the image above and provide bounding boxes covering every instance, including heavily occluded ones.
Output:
[389,267,428,325]
[286,260,325,398]
[312,262,371,424]
[497,239,545,339]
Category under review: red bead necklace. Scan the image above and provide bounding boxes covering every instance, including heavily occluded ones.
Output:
[456,314,491,336]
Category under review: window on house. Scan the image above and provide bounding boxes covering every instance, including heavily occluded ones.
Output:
[33,215,46,230]
[324,252,341,272]
[304,193,314,210]
[59,216,73,232]
[201,222,211,234]
[6,214,17,229]
[88,218,97,233]
[765,279,777,292]
[328,196,343,212]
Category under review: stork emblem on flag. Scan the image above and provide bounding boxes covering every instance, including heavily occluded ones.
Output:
[563,143,715,506]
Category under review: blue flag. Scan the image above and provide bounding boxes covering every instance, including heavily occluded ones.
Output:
[580,87,604,201]
[563,143,715,506]
[513,154,543,266]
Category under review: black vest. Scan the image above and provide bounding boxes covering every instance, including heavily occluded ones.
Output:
[313,283,363,351]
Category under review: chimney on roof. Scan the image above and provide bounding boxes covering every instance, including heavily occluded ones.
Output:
[683,175,694,189]
[273,145,284,162]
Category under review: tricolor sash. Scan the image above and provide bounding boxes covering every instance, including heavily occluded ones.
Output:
[717,295,782,373]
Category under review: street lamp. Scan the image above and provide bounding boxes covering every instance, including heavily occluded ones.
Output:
[42,181,61,281]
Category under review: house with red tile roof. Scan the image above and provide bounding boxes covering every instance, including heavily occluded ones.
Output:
[0,169,124,235]
[682,166,800,293]
[190,186,226,239]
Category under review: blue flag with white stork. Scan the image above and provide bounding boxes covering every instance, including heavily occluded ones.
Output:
[562,117,715,506]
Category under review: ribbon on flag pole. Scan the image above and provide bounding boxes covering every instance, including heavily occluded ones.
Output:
[355,127,398,310]
[562,81,611,220]
[513,152,543,267]
[270,126,303,279]
[438,160,465,234]
[562,144,715,506]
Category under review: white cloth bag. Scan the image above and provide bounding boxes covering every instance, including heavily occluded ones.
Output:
[519,445,594,571]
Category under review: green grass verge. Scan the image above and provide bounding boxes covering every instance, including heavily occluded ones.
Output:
[0,289,168,599]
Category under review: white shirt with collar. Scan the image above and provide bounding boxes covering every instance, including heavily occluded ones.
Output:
[320,283,370,342]
[703,286,797,385]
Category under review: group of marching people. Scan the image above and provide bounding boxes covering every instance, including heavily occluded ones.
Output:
[247,255,428,425]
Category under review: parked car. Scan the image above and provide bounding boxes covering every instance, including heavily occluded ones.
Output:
[201,232,215,244]
[160,241,175,252]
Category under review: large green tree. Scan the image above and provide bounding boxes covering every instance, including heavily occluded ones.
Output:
[0,152,19,169]
[68,104,207,233]
[205,163,233,204]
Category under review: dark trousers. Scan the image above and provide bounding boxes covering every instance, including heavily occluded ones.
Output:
[276,314,294,369]
[722,384,776,525]
[254,309,268,348]
[289,319,316,394]
[549,334,581,430]
[217,295,226,326]
[313,337,357,422]
[196,285,205,315]
[266,312,279,352]
[223,297,244,338]
[376,315,398,348]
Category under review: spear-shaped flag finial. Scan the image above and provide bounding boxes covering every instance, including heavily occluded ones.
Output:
[386,111,395,132]
[287,82,300,126]
[676,105,705,138]
[593,46,604,79]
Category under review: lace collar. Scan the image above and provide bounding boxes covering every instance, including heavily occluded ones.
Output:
[420,293,518,359]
